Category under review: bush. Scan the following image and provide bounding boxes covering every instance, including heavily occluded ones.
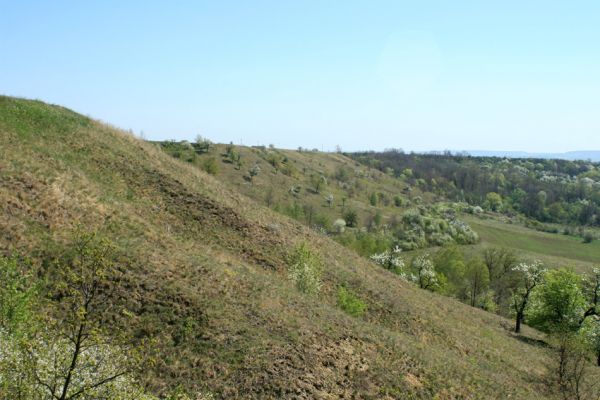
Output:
[369,192,377,206]
[337,286,367,317]
[393,195,403,207]
[201,157,219,175]
[333,219,346,233]
[583,231,594,243]
[287,243,323,295]
[0,257,37,335]
[343,210,358,227]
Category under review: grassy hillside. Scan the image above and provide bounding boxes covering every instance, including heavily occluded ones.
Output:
[1,96,594,399]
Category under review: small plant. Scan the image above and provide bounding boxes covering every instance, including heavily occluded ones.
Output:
[337,286,367,317]
[583,231,594,243]
[287,243,323,295]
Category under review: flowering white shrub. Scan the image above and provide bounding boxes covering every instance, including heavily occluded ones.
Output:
[333,219,346,233]
[370,246,406,276]
[0,328,154,400]
[409,254,438,290]
[288,244,323,295]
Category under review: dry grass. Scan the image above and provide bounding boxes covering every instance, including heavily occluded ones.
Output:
[0,95,593,399]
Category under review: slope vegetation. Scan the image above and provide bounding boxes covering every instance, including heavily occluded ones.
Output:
[0,96,574,399]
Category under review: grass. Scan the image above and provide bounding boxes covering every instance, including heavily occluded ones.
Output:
[2,95,598,398]
[464,215,600,272]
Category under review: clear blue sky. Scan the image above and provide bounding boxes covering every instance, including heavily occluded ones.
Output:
[2,1,599,152]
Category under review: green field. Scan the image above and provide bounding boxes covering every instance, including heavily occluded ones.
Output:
[465,215,600,272]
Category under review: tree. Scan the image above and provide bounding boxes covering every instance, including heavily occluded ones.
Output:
[433,246,465,296]
[581,267,600,325]
[194,135,211,153]
[464,258,489,307]
[527,268,586,334]
[0,235,151,400]
[483,247,518,310]
[485,192,502,212]
[370,246,405,274]
[551,332,591,400]
[580,316,600,366]
[510,261,545,333]
[410,254,439,291]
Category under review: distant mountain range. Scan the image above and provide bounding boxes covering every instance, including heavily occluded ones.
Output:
[462,150,600,162]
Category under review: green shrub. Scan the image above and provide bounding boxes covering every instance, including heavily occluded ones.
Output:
[343,210,358,227]
[369,192,377,206]
[287,243,322,295]
[0,256,37,335]
[393,195,403,207]
[337,286,367,317]
[201,157,219,175]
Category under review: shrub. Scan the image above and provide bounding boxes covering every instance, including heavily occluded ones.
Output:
[0,257,37,335]
[287,244,323,295]
[583,231,594,243]
[371,246,405,274]
[333,219,346,233]
[393,195,403,207]
[344,210,358,227]
[248,164,261,182]
[201,157,219,175]
[337,286,367,317]
[369,192,377,206]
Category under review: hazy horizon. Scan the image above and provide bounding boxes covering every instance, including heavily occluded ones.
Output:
[2,1,600,152]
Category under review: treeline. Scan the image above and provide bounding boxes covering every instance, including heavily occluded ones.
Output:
[351,151,600,227]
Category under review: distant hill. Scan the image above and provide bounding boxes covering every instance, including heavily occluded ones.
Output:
[464,150,600,161]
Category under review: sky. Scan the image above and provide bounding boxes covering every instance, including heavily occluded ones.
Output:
[1,1,600,152]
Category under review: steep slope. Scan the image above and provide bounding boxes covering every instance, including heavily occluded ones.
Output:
[0,96,574,399]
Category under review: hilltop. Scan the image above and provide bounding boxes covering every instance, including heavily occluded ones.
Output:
[0,96,594,399]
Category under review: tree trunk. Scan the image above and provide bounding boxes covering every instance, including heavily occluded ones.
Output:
[515,311,522,333]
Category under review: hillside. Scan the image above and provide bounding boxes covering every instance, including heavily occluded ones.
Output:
[0,96,593,399]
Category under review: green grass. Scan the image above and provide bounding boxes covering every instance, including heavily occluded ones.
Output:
[464,215,600,272]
